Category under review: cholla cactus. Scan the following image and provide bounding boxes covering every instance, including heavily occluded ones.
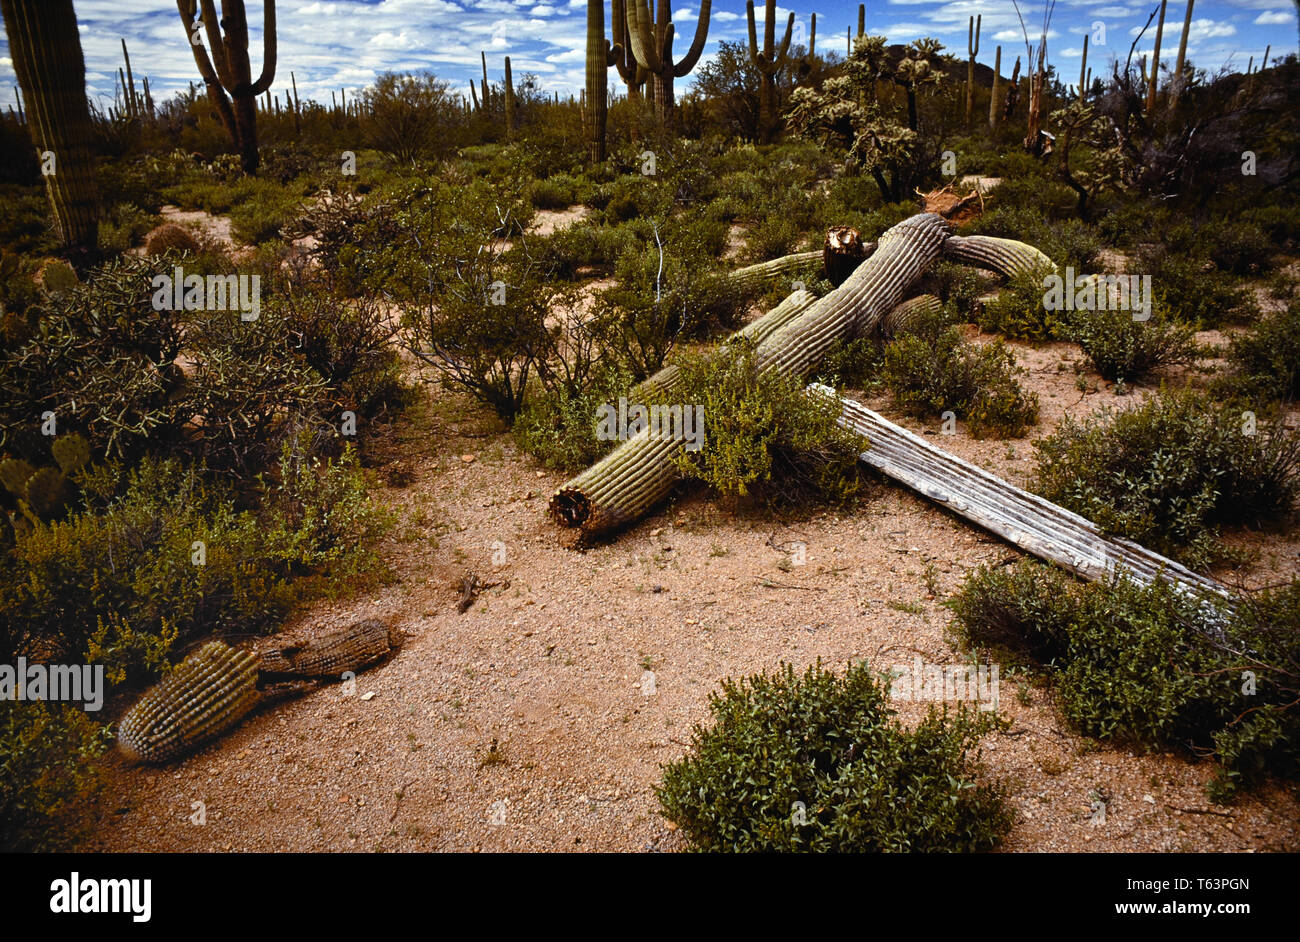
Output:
[117,642,260,764]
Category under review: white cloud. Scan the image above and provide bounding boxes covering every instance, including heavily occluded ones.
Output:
[1254,10,1295,24]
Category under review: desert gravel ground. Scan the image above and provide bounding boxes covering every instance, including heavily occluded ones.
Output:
[84,227,1300,852]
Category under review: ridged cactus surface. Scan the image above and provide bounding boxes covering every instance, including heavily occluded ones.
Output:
[942,235,1056,279]
[118,642,259,764]
[746,0,794,142]
[257,619,395,677]
[0,0,100,255]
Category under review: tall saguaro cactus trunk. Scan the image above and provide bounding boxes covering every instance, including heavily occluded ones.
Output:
[965,14,980,126]
[1170,0,1193,106]
[989,45,1001,127]
[746,0,794,143]
[503,56,515,139]
[611,0,646,102]
[177,0,277,174]
[624,0,711,130]
[1146,0,1167,113]
[585,0,622,163]
[1,0,100,259]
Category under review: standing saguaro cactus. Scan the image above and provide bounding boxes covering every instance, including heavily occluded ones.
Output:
[966,14,980,126]
[611,0,647,102]
[0,0,100,258]
[504,56,515,139]
[585,0,622,163]
[746,0,794,143]
[1146,0,1167,113]
[175,0,277,174]
[989,45,1002,127]
[623,0,711,128]
[1077,33,1089,98]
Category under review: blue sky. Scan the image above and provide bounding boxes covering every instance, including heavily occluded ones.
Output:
[0,1,1295,113]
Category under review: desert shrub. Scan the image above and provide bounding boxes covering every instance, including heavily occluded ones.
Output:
[977,266,1062,340]
[950,562,1300,801]
[1224,299,1300,401]
[882,312,1039,439]
[229,184,301,245]
[668,342,865,504]
[965,206,1101,271]
[1060,304,1200,382]
[513,362,633,471]
[98,203,157,255]
[362,71,459,166]
[1240,204,1300,248]
[926,260,986,316]
[656,660,1012,851]
[0,183,58,256]
[815,334,886,390]
[1032,390,1300,568]
[534,220,639,279]
[1202,221,1275,276]
[0,443,388,682]
[530,173,587,210]
[0,701,110,852]
[1138,244,1257,327]
[743,213,804,262]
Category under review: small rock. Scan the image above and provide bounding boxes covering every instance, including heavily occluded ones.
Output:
[360,691,376,702]
[1143,794,1155,804]
[460,454,476,463]
[535,471,545,478]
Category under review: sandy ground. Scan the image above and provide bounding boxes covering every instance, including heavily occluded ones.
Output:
[82,215,1300,854]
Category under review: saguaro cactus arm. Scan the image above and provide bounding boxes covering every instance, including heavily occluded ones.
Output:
[626,0,712,76]
[746,0,794,73]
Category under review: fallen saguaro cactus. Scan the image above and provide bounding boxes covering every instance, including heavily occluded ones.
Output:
[942,234,1055,279]
[551,213,952,538]
[631,288,817,403]
[877,294,943,339]
[727,250,825,292]
[117,619,400,764]
[824,386,1235,614]
[117,641,260,765]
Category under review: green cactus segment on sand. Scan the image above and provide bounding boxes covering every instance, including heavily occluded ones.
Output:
[623,0,711,128]
[117,642,260,765]
[174,0,277,174]
[746,0,794,142]
[0,0,101,257]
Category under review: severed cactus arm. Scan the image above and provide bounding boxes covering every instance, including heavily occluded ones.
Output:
[942,234,1056,279]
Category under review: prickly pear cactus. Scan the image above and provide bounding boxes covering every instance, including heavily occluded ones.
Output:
[117,641,260,764]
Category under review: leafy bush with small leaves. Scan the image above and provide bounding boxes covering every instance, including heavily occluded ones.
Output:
[949,561,1300,801]
[976,266,1062,341]
[882,312,1039,439]
[0,442,389,682]
[656,660,1012,851]
[1060,304,1200,382]
[1139,244,1257,327]
[668,341,866,505]
[1225,299,1300,401]
[513,362,633,471]
[1033,390,1300,569]
[0,701,110,852]
[99,203,157,255]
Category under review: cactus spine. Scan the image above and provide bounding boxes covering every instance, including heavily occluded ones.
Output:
[0,0,100,258]
[1146,0,1167,113]
[174,0,277,174]
[117,642,260,764]
[989,45,1001,127]
[623,0,711,129]
[746,0,794,142]
[966,14,980,126]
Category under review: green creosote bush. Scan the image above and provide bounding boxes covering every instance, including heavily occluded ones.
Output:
[1223,299,1300,402]
[1059,303,1201,383]
[949,561,1300,802]
[0,700,110,852]
[655,660,1012,851]
[976,265,1062,341]
[1032,390,1300,569]
[513,362,634,472]
[1138,244,1257,328]
[0,440,389,684]
[98,202,158,255]
[881,310,1039,439]
[668,341,866,505]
